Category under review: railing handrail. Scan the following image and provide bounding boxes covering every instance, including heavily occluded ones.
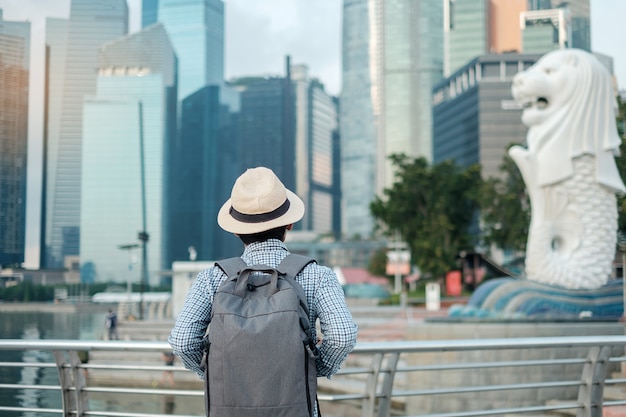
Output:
[3,334,626,352]
[2,335,626,417]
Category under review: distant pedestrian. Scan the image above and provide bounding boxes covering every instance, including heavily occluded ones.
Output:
[105,308,119,340]
[159,351,176,386]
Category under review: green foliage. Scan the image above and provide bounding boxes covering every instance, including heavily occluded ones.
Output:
[367,248,389,279]
[0,281,170,303]
[370,154,482,279]
[0,282,55,302]
[478,147,530,252]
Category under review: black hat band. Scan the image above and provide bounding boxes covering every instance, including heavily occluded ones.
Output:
[229,199,291,223]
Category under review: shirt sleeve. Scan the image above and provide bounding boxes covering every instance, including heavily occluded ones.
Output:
[168,268,216,379]
[313,268,358,378]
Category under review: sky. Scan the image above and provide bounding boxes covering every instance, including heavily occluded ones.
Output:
[0,0,624,268]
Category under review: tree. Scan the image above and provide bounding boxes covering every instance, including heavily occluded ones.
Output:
[367,247,388,278]
[614,95,626,235]
[370,154,482,280]
[478,147,530,252]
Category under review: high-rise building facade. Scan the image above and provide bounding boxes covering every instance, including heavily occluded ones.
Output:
[340,0,443,238]
[340,0,379,239]
[44,0,128,269]
[292,65,339,236]
[142,0,160,28]
[168,84,240,263]
[444,0,589,76]
[521,8,570,53]
[80,24,177,285]
[0,10,30,266]
[432,54,541,178]
[531,0,590,51]
[232,58,297,195]
[488,0,526,55]
[158,0,224,100]
[445,0,528,76]
[444,0,489,76]
[42,17,69,269]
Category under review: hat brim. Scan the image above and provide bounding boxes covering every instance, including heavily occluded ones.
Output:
[217,189,305,234]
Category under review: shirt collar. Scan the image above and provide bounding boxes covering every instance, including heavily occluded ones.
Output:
[242,239,289,264]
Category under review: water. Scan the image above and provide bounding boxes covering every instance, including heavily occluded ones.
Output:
[0,308,104,417]
[0,307,361,417]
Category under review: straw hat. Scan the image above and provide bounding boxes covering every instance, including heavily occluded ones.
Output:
[217,167,305,234]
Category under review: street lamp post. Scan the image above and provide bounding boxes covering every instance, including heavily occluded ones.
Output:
[386,231,411,308]
[118,243,140,313]
[137,101,148,321]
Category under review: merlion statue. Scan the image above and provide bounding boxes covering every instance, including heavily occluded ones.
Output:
[509,48,625,290]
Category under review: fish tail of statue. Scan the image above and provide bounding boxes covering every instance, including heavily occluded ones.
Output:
[521,156,618,289]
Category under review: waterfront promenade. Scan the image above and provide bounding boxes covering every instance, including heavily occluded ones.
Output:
[4,300,626,416]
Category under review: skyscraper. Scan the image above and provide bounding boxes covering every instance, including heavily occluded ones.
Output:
[521,8,571,53]
[433,53,541,178]
[444,0,489,76]
[0,10,30,266]
[292,65,339,236]
[532,0,590,51]
[445,0,527,76]
[80,23,177,285]
[232,57,296,194]
[340,0,443,238]
[42,17,69,269]
[168,85,240,263]
[142,0,160,28]
[44,0,128,269]
[444,0,590,76]
[158,0,224,100]
[340,0,379,238]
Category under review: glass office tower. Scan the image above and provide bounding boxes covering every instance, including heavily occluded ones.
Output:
[42,17,69,269]
[80,24,177,285]
[445,0,488,76]
[521,9,570,54]
[444,0,527,76]
[158,0,224,100]
[45,0,128,269]
[340,0,443,238]
[232,57,296,195]
[169,85,240,263]
[340,0,379,238]
[531,0,590,51]
[433,54,541,179]
[292,65,339,236]
[0,10,30,265]
[143,0,160,28]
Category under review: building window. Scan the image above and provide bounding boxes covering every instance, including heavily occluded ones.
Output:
[482,63,500,79]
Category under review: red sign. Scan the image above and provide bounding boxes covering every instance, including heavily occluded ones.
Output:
[446,270,462,297]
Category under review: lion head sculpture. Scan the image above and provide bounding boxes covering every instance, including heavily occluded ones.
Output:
[511,48,625,193]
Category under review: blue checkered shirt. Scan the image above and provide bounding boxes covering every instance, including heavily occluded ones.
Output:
[169,239,358,380]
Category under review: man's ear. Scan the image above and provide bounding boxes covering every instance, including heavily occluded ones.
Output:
[286,224,293,231]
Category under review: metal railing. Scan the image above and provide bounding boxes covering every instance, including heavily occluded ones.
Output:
[1,336,626,417]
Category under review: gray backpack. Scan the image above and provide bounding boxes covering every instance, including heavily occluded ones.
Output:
[202,254,319,417]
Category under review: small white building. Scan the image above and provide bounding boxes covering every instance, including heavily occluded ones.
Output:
[171,261,214,318]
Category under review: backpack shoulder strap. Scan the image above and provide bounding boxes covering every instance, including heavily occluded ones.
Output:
[276,253,316,279]
[215,257,248,279]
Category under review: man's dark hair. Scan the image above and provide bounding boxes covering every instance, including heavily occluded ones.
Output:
[238,226,288,245]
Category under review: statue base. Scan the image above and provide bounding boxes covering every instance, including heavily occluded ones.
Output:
[448,277,624,320]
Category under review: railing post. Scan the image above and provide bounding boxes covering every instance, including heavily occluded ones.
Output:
[362,353,384,417]
[377,353,399,417]
[576,345,611,417]
[54,350,89,417]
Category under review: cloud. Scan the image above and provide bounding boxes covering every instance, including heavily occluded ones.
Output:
[224,0,341,94]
